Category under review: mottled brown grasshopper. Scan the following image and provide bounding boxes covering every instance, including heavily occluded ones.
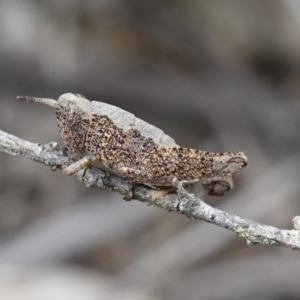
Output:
[18,93,247,196]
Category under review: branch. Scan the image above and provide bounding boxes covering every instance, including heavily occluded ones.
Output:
[1,129,300,250]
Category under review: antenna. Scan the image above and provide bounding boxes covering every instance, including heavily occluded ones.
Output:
[17,95,58,109]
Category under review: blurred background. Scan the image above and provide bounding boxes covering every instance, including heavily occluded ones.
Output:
[1,0,300,299]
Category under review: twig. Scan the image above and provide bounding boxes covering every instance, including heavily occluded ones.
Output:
[1,129,300,250]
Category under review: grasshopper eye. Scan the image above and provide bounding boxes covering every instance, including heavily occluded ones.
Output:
[228,157,247,166]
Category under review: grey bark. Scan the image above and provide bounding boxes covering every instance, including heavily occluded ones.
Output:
[1,129,300,250]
